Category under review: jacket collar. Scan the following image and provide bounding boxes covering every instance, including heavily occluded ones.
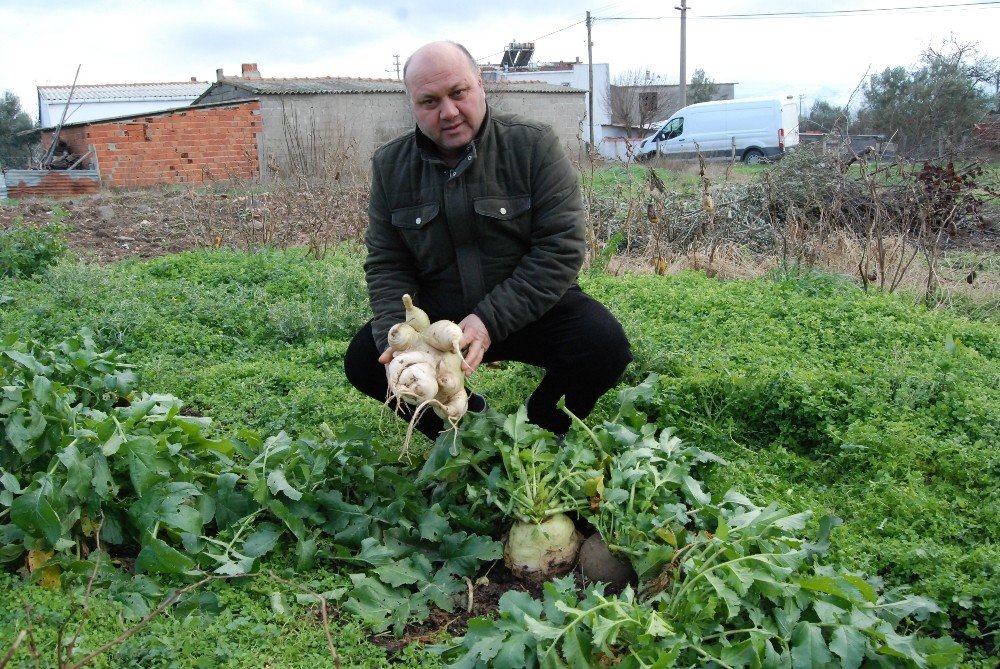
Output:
[415,106,492,170]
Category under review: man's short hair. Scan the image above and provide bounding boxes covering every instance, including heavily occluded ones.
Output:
[402,41,479,86]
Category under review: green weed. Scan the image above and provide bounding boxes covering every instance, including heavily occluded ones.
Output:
[0,208,69,279]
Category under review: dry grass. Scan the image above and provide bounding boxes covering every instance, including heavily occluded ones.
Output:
[172,124,370,258]
[583,145,999,316]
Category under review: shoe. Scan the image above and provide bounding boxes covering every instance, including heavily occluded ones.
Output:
[467,393,488,413]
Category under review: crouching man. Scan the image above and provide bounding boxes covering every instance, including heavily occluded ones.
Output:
[344,40,632,440]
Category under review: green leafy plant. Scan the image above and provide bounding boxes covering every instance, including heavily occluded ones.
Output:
[419,407,601,582]
[0,209,70,279]
[1,331,507,641]
[434,383,963,667]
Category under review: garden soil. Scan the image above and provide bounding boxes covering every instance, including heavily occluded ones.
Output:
[2,185,998,263]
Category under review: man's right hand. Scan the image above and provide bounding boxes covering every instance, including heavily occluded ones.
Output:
[458,314,491,376]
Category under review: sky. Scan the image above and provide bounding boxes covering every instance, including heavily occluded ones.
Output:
[1,0,998,123]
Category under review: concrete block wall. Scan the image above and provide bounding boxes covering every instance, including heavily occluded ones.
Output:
[487,91,587,158]
[50,102,262,188]
[259,90,586,178]
[258,95,411,179]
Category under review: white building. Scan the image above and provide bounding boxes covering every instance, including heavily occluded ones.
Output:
[482,44,612,157]
[37,81,210,127]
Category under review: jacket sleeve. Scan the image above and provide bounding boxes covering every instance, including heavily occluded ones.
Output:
[364,157,419,353]
[472,128,585,342]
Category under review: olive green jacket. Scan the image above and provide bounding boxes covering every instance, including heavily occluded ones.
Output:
[364,110,585,352]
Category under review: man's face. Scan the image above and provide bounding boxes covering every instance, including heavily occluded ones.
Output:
[405,45,487,161]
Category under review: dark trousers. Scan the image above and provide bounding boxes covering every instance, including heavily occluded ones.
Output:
[343,285,633,440]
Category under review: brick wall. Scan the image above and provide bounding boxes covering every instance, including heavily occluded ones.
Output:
[44,101,261,189]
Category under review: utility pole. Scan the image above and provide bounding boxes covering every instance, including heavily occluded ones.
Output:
[799,94,805,119]
[676,0,687,108]
[388,54,401,80]
[587,11,595,161]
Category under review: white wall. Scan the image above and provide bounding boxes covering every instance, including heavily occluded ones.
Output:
[39,98,202,127]
[487,63,611,152]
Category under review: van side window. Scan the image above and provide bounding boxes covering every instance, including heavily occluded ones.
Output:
[659,117,683,141]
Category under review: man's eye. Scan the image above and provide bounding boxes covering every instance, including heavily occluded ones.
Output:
[451,89,467,99]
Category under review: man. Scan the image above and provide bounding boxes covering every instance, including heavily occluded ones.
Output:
[344,40,632,440]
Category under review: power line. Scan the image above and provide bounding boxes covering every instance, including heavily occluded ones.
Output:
[701,1,1000,19]
[473,1,625,63]
[596,0,999,21]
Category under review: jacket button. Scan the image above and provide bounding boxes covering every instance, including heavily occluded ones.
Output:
[500,208,507,215]
[415,217,422,225]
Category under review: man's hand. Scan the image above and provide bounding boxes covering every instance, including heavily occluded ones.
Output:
[458,314,491,376]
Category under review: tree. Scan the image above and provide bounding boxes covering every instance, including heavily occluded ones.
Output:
[0,90,38,169]
[687,69,719,104]
[858,38,994,155]
[804,99,851,134]
[606,69,675,137]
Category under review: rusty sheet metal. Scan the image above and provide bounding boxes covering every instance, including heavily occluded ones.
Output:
[2,170,101,199]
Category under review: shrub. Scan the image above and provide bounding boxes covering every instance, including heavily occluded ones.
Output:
[0,208,69,278]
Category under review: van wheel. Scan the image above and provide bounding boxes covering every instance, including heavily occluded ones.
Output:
[743,149,765,164]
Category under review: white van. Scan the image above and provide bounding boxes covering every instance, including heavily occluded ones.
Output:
[635,96,800,164]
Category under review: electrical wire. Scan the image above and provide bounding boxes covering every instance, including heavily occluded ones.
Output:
[597,0,1000,21]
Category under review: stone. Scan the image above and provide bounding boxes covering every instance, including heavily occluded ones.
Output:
[578,533,637,593]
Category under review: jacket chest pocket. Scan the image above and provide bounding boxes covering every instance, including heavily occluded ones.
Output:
[473,195,531,242]
[391,203,444,257]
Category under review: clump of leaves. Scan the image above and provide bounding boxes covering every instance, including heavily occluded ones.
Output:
[432,376,964,667]
[0,208,69,279]
[1,331,503,636]
[420,407,595,524]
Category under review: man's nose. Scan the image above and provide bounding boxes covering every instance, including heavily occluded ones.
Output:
[439,98,459,120]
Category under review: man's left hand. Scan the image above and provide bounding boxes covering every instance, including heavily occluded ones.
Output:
[458,314,491,376]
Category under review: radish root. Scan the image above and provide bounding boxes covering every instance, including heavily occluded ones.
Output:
[386,294,474,459]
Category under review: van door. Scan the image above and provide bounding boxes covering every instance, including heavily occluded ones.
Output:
[686,108,728,157]
[651,117,685,156]
[724,101,778,161]
[658,108,728,158]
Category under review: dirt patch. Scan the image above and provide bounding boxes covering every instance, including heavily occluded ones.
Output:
[1,189,198,263]
[0,182,367,263]
[368,562,595,658]
[3,182,997,266]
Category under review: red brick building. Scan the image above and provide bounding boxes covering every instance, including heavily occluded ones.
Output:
[40,100,261,189]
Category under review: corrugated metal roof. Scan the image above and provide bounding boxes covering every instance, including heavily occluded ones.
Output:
[37,99,260,131]
[2,170,101,199]
[215,77,583,95]
[37,82,210,102]
[221,77,407,95]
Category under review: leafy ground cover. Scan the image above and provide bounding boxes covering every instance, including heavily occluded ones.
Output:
[1,243,997,666]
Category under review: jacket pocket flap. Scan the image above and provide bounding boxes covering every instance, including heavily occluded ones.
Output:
[473,195,531,220]
[391,203,439,229]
